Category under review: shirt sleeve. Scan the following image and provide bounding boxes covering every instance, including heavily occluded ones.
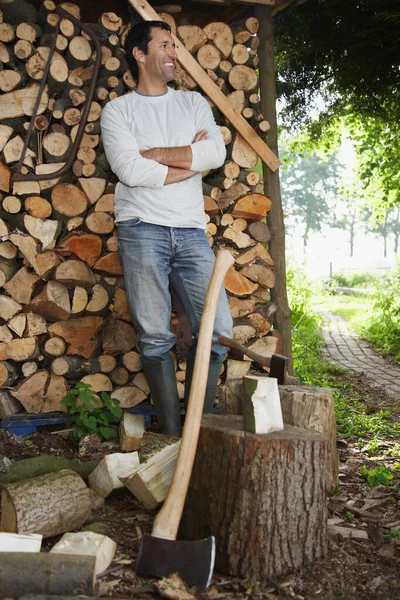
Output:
[100,100,168,189]
[189,94,227,172]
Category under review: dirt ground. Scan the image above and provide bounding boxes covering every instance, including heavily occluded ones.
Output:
[1,371,399,600]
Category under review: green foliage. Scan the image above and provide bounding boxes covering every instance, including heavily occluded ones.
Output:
[360,464,394,488]
[61,382,123,441]
[274,0,400,214]
[330,271,380,289]
[345,511,355,520]
[358,270,400,360]
[288,270,400,443]
[383,529,400,541]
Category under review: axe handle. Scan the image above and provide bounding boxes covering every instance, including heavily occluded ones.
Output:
[218,335,272,368]
[152,250,234,540]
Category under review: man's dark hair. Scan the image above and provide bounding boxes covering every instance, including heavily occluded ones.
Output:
[124,21,171,80]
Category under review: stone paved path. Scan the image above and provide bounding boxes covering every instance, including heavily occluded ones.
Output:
[321,310,400,399]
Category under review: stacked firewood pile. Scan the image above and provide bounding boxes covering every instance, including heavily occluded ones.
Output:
[0,0,278,418]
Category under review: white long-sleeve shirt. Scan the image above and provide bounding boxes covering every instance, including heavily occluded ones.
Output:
[100,88,226,228]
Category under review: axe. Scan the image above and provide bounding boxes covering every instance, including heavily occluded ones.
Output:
[218,335,288,384]
[136,250,235,589]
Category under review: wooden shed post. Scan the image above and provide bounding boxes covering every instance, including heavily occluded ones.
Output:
[255,5,292,370]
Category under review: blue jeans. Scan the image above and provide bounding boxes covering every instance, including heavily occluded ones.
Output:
[117,219,233,363]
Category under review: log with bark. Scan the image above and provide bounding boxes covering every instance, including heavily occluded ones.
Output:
[181,414,328,580]
[1,468,92,537]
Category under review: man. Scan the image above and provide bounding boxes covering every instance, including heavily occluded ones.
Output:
[100,21,233,436]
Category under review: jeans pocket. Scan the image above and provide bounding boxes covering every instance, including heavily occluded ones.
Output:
[118,217,141,228]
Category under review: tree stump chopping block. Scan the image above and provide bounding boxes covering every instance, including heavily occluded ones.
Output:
[181,414,328,580]
[279,384,339,495]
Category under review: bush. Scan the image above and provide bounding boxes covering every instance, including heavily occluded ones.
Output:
[331,271,380,289]
[359,270,400,360]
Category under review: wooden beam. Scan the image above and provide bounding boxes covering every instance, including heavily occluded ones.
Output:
[272,0,296,14]
[127,0,281,172]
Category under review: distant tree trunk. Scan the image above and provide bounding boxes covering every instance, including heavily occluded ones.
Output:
[394,206,400,254]
[256,5,292,372]
[349,210,356,257]
[383,213,388,258]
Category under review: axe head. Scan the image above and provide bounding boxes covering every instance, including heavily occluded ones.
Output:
[269,354,288,384]
[136,534,215,589]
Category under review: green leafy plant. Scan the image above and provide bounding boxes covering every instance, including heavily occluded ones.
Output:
[383,529,400,541]
[345,511,355,520]
[360,464,394,488]
[61,382,123,440]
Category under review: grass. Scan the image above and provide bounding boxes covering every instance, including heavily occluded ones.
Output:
[289,270,400,448]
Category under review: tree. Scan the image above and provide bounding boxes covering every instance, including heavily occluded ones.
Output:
[280,149,341,248]
[274,0,400,213]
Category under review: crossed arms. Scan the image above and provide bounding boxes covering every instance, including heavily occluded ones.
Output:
[140,129,208,185]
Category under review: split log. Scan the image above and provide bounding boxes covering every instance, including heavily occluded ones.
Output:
[0,532,42,553]
[43,372,69,412]
[24,312,47,336]
[0,294,22,321]
[78,176,106,204]
[231,193,272,221]
[48,316,103,358]
[0,325,13,342]
[9,232,39,273]
[232,320,257,344]
[0,389,21,417]
[0,552,96,597]
[23,215,60,250]
[242,375,283,434]
[248,220,271,243]
[123,441,180,509]
[88,452,140,497]
[235,243,274,267]
[59,232,102,267]
[10,370,49,413]
[240,263,275,288]
[224,267,258,296]
[229,297,255,319]
[177,25,207,53]
[85,283,110,316]
[30,280,71,321]
[279,384,339,494]
[1,468,92,537]
[54,259,96,287]
[223,218,253,249]
[231,134,258,168]
[181,414,328,580]
[50,531,116,576]
[203,22,233,58]
[119,413,145,451]
[7,314,26,337]
[0,337,37,361]
[110,385,147,408]
[112,287,132,322]
[80,373,112,391]
[101,318,137,355]
[0,84,48,120]
[93,252,123,275]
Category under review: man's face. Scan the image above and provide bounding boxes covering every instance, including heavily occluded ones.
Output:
[140,27,177,83]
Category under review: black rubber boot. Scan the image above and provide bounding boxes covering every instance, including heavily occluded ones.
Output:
[184,357,224,414]
[142,358,182,436]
